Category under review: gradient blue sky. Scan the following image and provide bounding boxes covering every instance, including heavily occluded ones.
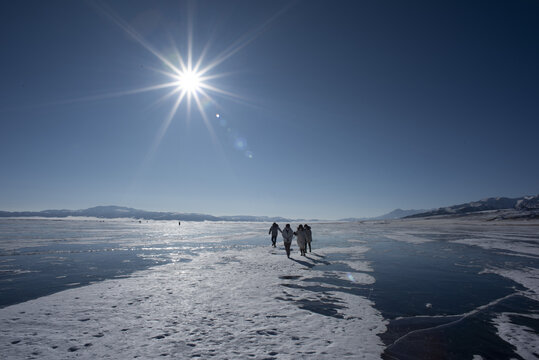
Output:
[1,0,538,219]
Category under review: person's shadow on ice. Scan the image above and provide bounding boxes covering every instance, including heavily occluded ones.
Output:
[289,257,315,269]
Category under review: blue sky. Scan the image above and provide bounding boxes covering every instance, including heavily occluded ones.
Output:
[1,0,538,219]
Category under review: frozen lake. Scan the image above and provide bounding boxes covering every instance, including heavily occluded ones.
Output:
[0,217,538,359]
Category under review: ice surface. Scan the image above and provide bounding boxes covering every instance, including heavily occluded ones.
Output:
[1,216,538,359]
[0,246,386,359]
[0,218,270,252]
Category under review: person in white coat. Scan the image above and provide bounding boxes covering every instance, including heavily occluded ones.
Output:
[281,224,294,258]
[304,224,312,253]
[294,224,307,256]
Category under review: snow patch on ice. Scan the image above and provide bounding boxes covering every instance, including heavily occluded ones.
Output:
[480,267,539,301]
[347,238,367,243]
[0,246,386,359]
[316,245,370,254]
[384,231,433,244]
[342,260,373,273]
[453,237,539,257]
[493,312,539,360]
[334,271,375,285]
[0,269,36,275]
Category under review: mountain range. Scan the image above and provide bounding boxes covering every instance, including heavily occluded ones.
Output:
[0,206,293,222]
[1,195,537,222]
[338,208,429,221]
[405,195,539,219]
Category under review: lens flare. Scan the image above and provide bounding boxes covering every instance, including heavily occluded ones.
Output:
[234,138,247,150]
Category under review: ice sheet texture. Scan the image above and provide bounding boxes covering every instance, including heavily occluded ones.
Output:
[0,246,386,359]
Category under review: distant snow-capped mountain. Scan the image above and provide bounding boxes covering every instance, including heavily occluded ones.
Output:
[371,208,430,220]
[515,196,539,210]
[0,206,292,222]
[405,195,539,218]
[339,208,428,221]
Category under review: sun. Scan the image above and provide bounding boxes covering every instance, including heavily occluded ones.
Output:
[88,1,259,160]
[175,70,202,94]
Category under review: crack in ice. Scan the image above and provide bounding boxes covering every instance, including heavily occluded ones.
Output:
[386,292,520,351]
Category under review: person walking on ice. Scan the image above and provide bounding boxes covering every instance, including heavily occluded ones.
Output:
[281,224,294,258]
[294,224,307,256]
[268,222,281,248]
[304,224,312,253]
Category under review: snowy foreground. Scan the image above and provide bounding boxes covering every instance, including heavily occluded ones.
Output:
[0,245,385,359]
[1,215,538,359]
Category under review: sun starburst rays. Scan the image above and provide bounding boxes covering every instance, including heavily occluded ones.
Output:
[84,0,296,172]
[139,47,238,127]
[90,1,241,120]
[88,0,297,133]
